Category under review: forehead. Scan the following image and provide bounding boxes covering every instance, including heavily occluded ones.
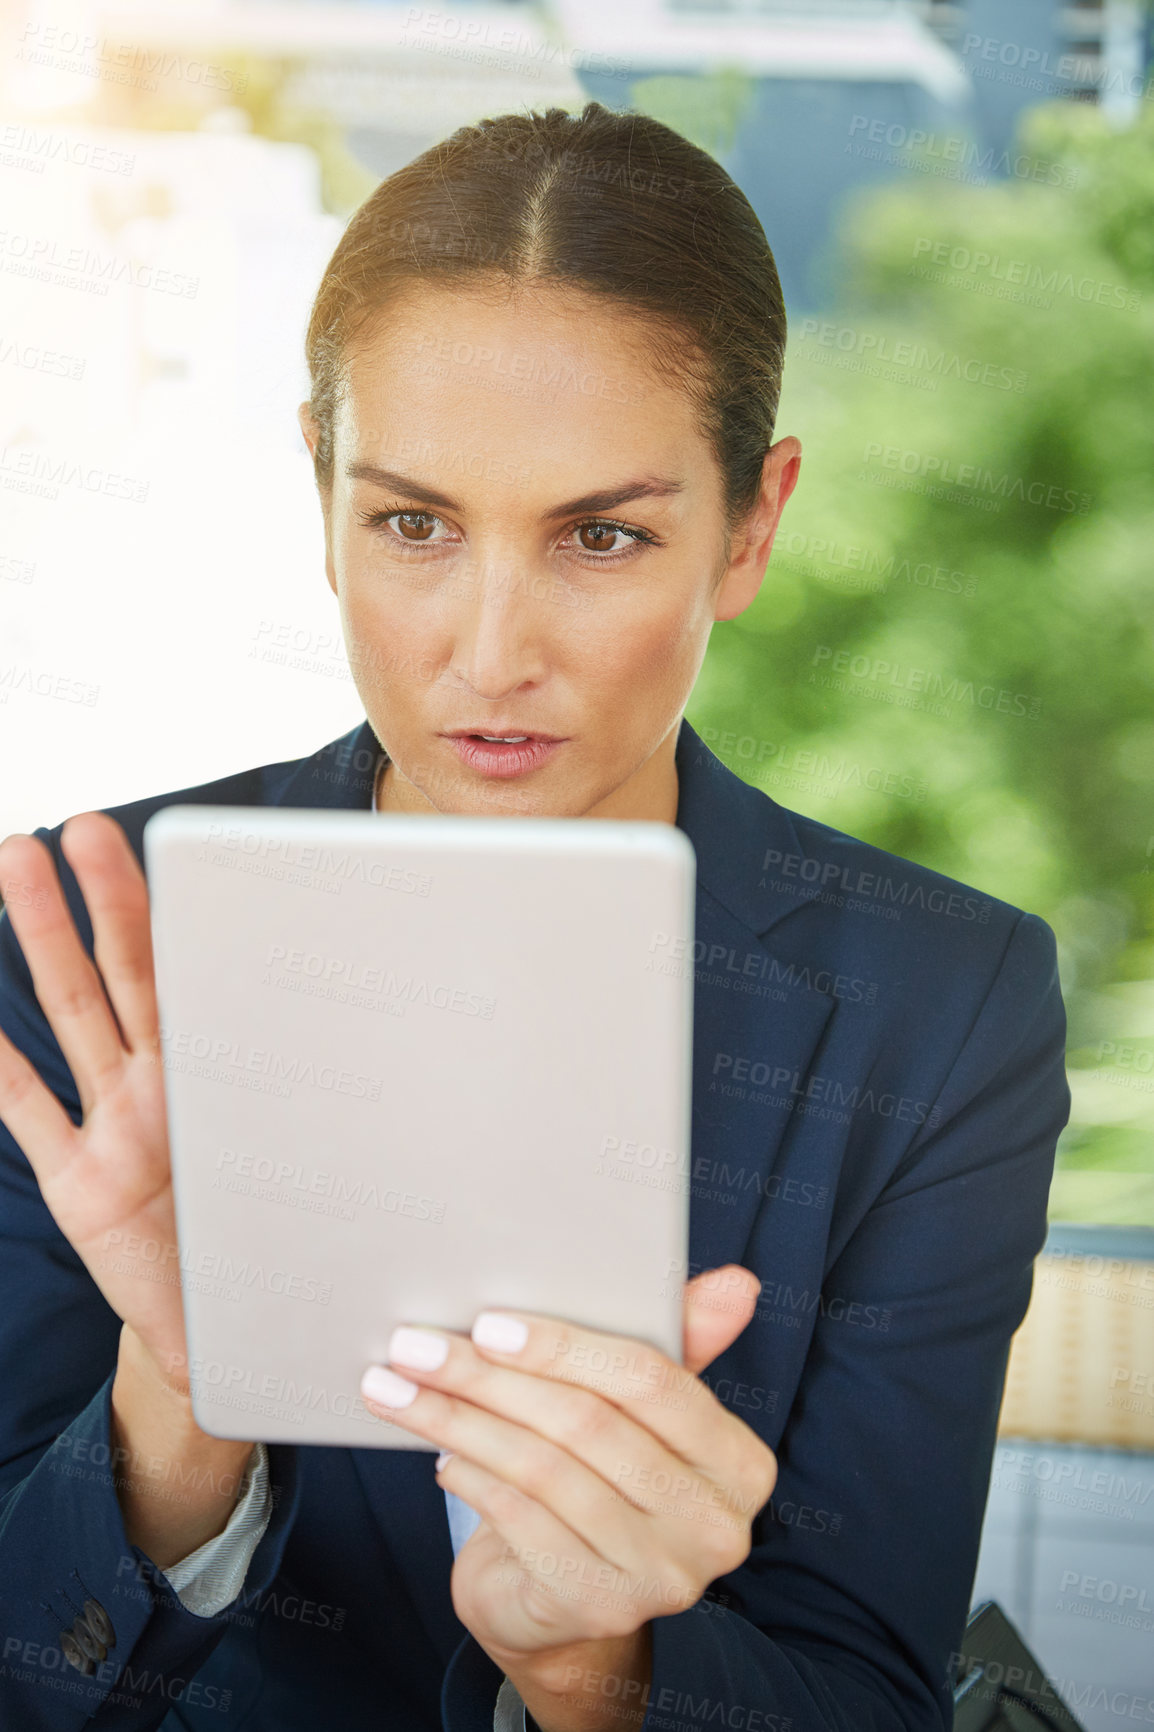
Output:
[334,277,712,483]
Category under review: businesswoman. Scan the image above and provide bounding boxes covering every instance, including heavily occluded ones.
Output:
[0,102,1070,1732]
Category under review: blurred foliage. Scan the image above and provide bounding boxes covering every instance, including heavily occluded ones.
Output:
[93,48,377,214]
[220,54,379,215]
[677,99,1154,1222]
[626,67,756,157]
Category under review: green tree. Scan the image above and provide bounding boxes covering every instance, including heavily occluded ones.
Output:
[683,100,1154,1221]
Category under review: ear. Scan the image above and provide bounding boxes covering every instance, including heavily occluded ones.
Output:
[713,436,802,623]
[297,400,320,460]
[297,403,338,597]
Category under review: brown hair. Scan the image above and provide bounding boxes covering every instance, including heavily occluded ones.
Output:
[304,100,787,537]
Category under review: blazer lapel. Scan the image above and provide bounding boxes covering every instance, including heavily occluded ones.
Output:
[686,889,836,1277]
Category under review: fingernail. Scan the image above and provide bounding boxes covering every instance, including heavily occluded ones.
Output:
[472,1312,528,1353]
[436,1451,453,1471]
[388,1326,449,1370]
[361,1364,419,1408]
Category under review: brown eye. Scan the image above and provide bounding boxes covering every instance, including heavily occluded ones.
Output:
[397,512,437,541]
[577,521,621,553]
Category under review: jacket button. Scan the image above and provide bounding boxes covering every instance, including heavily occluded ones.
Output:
[60,1630,94,1675]
[71,1616,107,1664]
[83,1599,115,1646]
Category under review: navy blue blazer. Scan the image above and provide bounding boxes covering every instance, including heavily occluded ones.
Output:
[0,715,1071,1731]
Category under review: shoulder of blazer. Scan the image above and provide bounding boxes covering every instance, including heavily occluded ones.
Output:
[675,718,1038,946]
[15,721,380,958]
[45,719,383,875]
[675,721,1059,1053]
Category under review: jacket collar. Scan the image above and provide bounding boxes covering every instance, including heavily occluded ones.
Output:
[277,713,825,942]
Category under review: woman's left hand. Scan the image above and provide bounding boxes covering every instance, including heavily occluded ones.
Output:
[359,1264,775,1718]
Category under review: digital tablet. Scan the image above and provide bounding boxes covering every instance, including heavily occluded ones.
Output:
[142,805,696,1449]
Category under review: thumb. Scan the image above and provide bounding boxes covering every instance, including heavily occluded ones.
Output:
[681,1265,762,1376]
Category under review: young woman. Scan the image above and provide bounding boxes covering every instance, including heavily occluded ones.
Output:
[0,103,1070,1732]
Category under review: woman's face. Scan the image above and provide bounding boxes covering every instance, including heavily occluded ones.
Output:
[299,279,799,820]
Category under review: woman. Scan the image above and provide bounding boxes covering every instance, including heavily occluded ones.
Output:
[0,102,1070,1732]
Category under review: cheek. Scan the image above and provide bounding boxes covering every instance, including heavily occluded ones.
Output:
[338,558,443,657]
[589,595,704,690]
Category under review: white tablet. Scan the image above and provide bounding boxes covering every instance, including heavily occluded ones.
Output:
[142,805,695,1449]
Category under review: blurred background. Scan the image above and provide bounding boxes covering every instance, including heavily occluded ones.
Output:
[1,1,1153,1718]
[3,0,1151,1230]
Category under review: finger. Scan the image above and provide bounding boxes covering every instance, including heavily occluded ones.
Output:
[467,1309,746,1480]
[377,1329,765,1562]
[682,1265,761,1376]
[360,1371,659,1577]
[371,1327,707,1520]
[0,831,126,1117]
[409,1307,766,1496]
[58,812,159,1056]
[435,1454,692,1633]
[0,1017,84,1190]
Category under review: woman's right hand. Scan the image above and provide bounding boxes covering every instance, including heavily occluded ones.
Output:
[0,812,191,1397]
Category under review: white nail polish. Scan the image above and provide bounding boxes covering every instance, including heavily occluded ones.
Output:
[361,1364,419,1408]
[472,1312,528,1353]
[388,1326,449,1370]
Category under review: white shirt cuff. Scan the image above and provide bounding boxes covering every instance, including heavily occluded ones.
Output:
[494,1673,529,1732]
[159,1440,273,1618]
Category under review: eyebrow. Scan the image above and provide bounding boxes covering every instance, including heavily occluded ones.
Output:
[344,462,685,520]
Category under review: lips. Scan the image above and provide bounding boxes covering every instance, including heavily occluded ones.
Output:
[442,732,567,780]
[442,729,565,743]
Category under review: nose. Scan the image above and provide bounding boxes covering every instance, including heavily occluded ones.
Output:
[447,558,550,700]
